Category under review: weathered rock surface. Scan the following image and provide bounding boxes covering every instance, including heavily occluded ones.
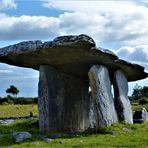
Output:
[113,70,133,124]
[133,108,148,123]
[0,34,147,81]
[38,65,89,133]
[88,94,97,129]
[88,65,118,127]
[13,132,32,143]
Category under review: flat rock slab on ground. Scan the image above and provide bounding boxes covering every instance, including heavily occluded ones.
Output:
[13,132,32,143]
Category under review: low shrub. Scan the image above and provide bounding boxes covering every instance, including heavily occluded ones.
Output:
[139,98,148,105]
[0,97,38,105]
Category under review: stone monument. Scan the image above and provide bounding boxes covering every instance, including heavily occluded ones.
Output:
[0,35,147,133]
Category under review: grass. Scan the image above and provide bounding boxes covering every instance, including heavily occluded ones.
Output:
[0,104,147,147]
[132,103,148,111]
[0,105,38,117]
[0,103,147,118]
[0,119,147,147]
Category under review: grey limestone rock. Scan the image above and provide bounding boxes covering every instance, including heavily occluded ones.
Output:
[133,108,148,123]
[38,65,90,133]
[13,132,32,143]
[88,94,97,129]
[0,34,147,81]
[113,70,133,124]
[88,65,118,128]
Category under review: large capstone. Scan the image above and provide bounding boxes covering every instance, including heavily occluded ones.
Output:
[88,65,118,128]
[113,70,133,124]
[0,34,147,81]
[38,65,90,133]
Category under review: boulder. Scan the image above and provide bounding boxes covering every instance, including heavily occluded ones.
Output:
[113,70,133,124]
[133,108,148,123]
[88,65,118,127]
[13,132,32,143]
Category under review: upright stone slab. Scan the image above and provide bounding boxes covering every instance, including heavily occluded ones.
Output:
[88,65,118,128]
[113,70,133,124]
[38,65,90,133]
[88,94,97,129]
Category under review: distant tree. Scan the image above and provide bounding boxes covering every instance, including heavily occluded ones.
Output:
[132,84,142,101]
[141,86,148,98]
[6,85,19,98]
[131,84,148,101]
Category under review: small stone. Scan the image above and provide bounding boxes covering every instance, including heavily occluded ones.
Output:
[43,138,52,143]
[123,128,129,132]
[59,140,64,144]
[13,132,32,143]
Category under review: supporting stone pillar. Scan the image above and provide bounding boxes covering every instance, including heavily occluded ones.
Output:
[88,65,118,128]
[113,70,133,124]
[88,94,97,129]
[38,65,90,133]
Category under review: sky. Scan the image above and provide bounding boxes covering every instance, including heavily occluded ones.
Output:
[0,0,148,97]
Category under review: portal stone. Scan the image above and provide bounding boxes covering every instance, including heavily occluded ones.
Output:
[88,65,118,128]
[113,70,133,124]
[88,94,97,129]
[38,65,90,133]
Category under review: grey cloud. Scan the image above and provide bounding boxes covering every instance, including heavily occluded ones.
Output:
[117,45,148,70]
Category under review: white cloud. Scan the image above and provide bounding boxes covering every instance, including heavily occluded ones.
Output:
[42,0,137,14]
[0,14,60,40]
[0,0,148,47]
[0,0,17,10]
[0,0,148,97]
[117,45,148,70]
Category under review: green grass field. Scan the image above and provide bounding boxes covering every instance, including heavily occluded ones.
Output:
[0,119,147,147]
[0,104,147,147]
[0,103,147,118]
[0,105,38,117]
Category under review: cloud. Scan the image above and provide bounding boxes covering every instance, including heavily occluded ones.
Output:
[0,0,17,10]
[0,14,60,40]
[0,0,148,97]
[117,45,148,70]
[0,0,148,47]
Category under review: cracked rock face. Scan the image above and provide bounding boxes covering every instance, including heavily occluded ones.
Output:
[88,65,118,127]
[113,70,133,124]
[0,34,147,81]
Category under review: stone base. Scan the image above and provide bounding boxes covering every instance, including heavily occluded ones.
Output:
[38,65,90,133]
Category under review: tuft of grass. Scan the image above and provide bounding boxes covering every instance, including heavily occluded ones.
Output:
[0,105,38,117]
[0,119,147,147]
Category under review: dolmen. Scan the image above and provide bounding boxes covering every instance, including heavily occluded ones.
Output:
[0,34,147,133]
